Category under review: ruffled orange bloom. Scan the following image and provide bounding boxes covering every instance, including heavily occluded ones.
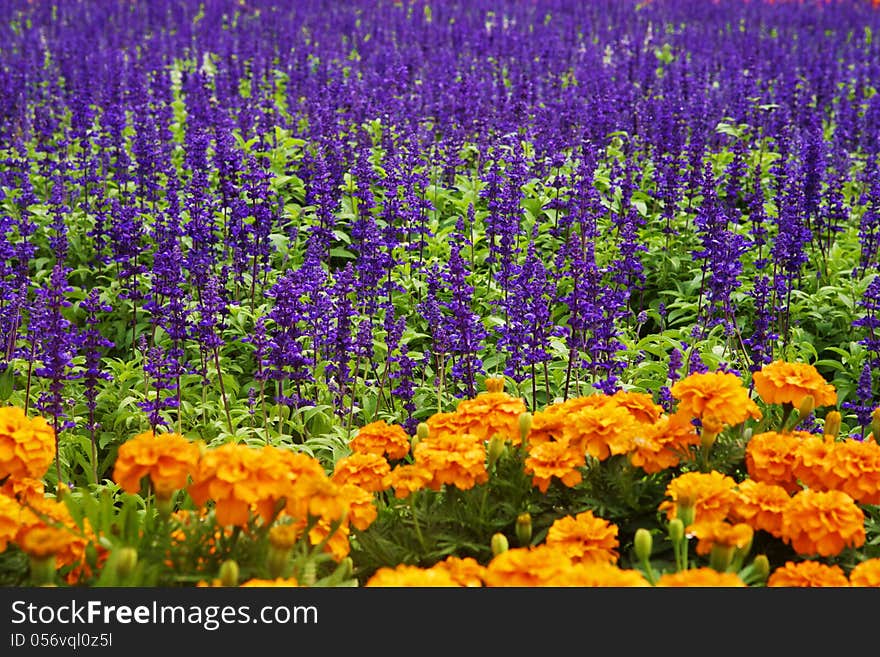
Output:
[453,390,527,445]
[249,447,325,522]
[767,561,849,587]
[545,510,619,564]
[745,430,814,493]
[382,463,433,498]
[792,434,841,491]
[0,493,21,550]
[241,577,299,587]
[608,390,665,425]
[16,525,74,559]
[658,470,738,524]
[563,399,639,461]
[752,360,837,409]
[331,453,391,492]
[657,567,746,587]
[16,495,97,582]
[849,559,880,587]
[526,396,604,446]
[524,440,585,493]
[1,476,45,503]
[0,406,55,481]
[307,517,351,561]
[687,520,753,556]
[113,430,201,499]
[365,563,462,587]
[431,556,486,587]
[627,413,700,474]
[413,432,488,491]
[188,443,259,527]
[483,545,575,587]
[287,471,349,525]
[809,438,880,505]
[336,483,377,531]
[728,479,791,538]
[780,489,865,557]
[543,562,650,587]
[670,371,761,434]
[350,420,411,461]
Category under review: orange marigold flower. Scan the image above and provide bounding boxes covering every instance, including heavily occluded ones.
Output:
[331,453,391,492]
[563,399,639,461]
[609,390,664,425]
[545,510,620,564]
[0,492,25,550]
[670,370,761,434]
[248,447,323,522]
[657,567,746,587]
[687,520,754,556]
[728,479,791,538]
[791,434,841,491]
[524,440,584,493]
[337,483,377,531]
[543,562,650,587]
[16,524,74,559]
[527,396,603,446]
[188,443,259,527]
[0,406,55,481]
[413,432,488,491]
[382,463,432,498]
[658,470,738,524]
[241,577,299,587]
[17,495,95,580]
[849,559,880,587]
[483,545,574,587]
[767,561,849,587]
[113,430,200,499]
[350,420,411,461]
[818,438,880,505]
[780,489,866,557]
[627,413,700,474]
[454,390,527,445]
[431,556,486,587]
[287,471,349,525]
[745,430,814,494]
[365,563,461,587]
[307,516,351,561]
[752,360,837,409]
[1,476,45,504]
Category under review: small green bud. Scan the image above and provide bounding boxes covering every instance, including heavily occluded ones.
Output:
[709,544,735,573]
[515,513,532,547]
[491,532,509,557]
[115,547,139,579]
[219,559,240,587]
[750,554,770,583]
[518,412,532,447]
[668,517,684,543]
[700,428,718,452]
[487,434,506,469]
[798,394,816,420]
[634,528,653,563]
[29,555,56,587]
[416,422,430,443]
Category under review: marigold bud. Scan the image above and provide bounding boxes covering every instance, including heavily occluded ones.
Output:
[709,544,735,573]
[219,559,240,587]
[750,554,770,583]
[515,513,532,546]
[634,528,653,562]
[416,422,430,444]
[491,532,509,556]
[676,500,695,529]
[518,412,532,447]
[798,394,816,419]
[114,547,139,579]
[668,517,684,543]
[700,428,718,452]
[485,377,505,394]
[824,411,841,438]
[28,555,56,587]
[487,434,506,470]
